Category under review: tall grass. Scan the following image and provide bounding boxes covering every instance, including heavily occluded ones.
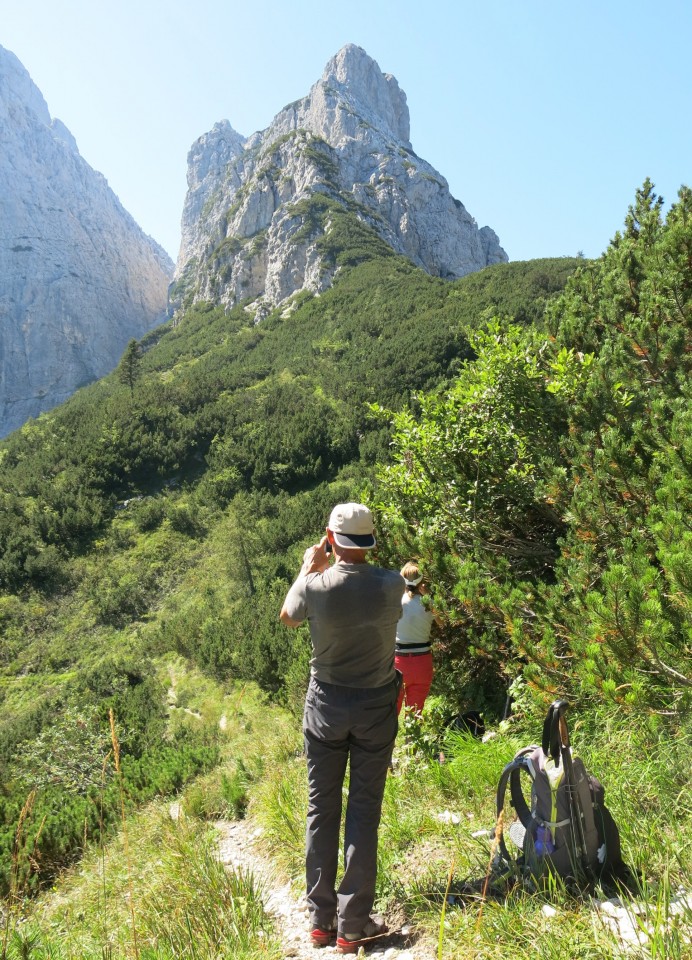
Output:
[251,753,305,881]
[248,710,692,959]
[390,715,692,959]
[109,710,138,960]
[2,792,37,960]
[4,810,282,960]
[139,818,277,959]
[2,674,291,960]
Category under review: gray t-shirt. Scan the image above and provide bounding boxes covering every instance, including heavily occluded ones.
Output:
[283,562,404,688]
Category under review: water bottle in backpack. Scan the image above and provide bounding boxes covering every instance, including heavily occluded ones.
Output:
[534,825,555,857]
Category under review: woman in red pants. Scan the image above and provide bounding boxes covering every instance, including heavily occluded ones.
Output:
[395,562,441,715]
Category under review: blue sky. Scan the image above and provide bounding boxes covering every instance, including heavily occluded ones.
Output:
[3,0,690,264]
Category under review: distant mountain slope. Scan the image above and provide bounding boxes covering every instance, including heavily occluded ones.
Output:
[173,44,507,319]
[0,249,578,594]
[0,45,174,438]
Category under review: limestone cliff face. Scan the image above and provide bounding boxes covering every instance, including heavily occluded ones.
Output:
[174,44,507,318]
[0,45,173,438]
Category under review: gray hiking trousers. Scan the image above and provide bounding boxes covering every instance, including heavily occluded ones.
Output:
[303,675,399,935]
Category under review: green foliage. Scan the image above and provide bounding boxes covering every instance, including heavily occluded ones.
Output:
[0,737,219,896]
[302,136,340,185]
[372,319,579,705]
[374,320,570,574]
[0,241,575,597]
[375,182,692,717]
[0,647,218,896]
[11,706,111,794]
[78,655,168,756]
[518,182,692,713]
[131,497,165,532]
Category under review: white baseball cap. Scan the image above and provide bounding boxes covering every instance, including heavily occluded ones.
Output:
[328,502,376,549]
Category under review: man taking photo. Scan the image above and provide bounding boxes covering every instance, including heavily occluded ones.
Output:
[280,502,403,954]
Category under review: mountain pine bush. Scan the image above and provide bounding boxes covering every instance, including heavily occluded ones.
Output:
[375,182,691,719]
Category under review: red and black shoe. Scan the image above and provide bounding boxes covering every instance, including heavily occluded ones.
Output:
[310,919,337,947]
[336,918,388,954]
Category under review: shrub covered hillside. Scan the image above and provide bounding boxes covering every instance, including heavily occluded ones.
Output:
[0,197,580,897]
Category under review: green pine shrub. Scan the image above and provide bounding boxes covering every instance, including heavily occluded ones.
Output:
[374,182,692,720]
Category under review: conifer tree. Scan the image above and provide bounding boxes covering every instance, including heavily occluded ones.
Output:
[117,338,142,396]
[372,320,575,710]
[533,182,692,714]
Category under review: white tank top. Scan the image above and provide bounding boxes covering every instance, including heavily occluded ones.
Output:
[395,593,433,653]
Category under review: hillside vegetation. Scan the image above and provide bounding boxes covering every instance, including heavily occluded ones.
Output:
[0,181,690,958]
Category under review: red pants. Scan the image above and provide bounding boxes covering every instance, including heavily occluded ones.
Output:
[395,652,433,715]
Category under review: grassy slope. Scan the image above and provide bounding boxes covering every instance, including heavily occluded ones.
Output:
[6,671,690,959]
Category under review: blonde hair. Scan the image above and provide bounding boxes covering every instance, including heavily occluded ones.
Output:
[400,561,423,590]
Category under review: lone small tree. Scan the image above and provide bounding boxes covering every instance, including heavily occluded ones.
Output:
[117,338,141,396]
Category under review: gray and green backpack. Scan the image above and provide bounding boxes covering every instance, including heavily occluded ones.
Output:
[495,700,624,881]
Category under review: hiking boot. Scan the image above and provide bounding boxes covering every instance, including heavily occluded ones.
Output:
[336,918,388,954]
[310,916,337,947]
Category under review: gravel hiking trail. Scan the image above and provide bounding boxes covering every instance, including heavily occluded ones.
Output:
[216,818,434,960]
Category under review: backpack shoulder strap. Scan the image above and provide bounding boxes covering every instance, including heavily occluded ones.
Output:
[495,747,539,864]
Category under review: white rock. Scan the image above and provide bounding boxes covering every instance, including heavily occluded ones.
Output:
[598,900,621,917]
[436,810,461,824]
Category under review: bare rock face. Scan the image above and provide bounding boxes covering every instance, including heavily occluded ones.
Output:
[0,45,173,438]
[174,44,507,319]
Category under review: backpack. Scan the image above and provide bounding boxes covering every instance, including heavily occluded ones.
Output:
[495,699,624,882]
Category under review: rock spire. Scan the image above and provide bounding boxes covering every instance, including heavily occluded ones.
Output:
[174,44,507,318]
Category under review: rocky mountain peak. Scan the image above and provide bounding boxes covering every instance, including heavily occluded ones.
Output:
[319,43,410,145]
[173,45,507,320]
